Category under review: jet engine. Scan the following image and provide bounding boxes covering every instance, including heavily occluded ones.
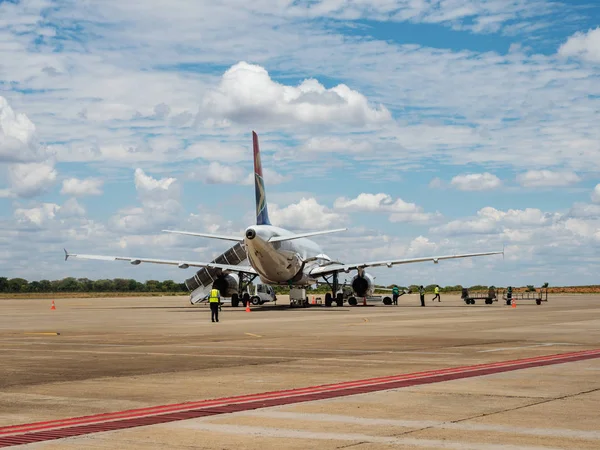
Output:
[351,272,375,297]
[211,274,239,297]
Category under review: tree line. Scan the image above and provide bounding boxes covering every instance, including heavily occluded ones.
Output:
[0,277,187,293]
[1,277,514,295]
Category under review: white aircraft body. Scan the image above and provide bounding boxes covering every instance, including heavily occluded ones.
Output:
[65,132,503,307]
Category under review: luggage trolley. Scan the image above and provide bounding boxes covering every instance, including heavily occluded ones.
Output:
[501,286,548,306]
[461,287,498,305]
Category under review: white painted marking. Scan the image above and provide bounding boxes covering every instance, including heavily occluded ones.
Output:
[239,411,600,440]
[168,422,566,450]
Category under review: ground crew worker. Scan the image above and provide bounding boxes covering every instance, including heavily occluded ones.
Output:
[432,285,441,302]
[418,285,425,307]
[209,288,220,322]
[392,285,400,305]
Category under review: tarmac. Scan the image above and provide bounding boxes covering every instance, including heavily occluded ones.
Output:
[0,293,599,449]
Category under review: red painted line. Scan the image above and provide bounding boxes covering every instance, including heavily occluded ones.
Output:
[0,348,598,447]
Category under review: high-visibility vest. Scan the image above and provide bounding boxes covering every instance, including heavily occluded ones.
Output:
[209,289,220,303]
[434,287,439,294]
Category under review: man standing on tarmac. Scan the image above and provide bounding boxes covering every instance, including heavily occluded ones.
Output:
[392,285,400,305]
[209,288,221,323]
[418,285,425,307]
[432,285,441,302]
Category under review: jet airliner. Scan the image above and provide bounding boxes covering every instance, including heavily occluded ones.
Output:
[65,132,503,307]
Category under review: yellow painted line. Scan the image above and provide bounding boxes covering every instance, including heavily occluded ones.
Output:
[24,332,60,336]
[245,333,262,338]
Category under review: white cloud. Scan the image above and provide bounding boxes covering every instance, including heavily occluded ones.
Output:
[204,162,250,185]
[591,184,600,203]
[0,95,46,163]
[0,96,57,198]
[558,27,600,63]
[450,173,502,191]
[200,62,391,128]
[432,206,555,236]
[199,162,289,186]
[7,162,57,197]
[110,169,182,234]
[270,197,345,230]
[334,193,440,223]
[516,170,581,188]
[15,203,60,227]
[61,177,104,196]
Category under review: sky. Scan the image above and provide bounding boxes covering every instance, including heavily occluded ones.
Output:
[1,0,600,288]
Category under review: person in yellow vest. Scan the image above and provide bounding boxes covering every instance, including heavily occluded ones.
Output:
[209,288,221,322]
[432,285,441,302]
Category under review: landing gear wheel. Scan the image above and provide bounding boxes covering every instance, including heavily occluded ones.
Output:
[251,296,261,306]
[325,293,332,307]
[231,294,239,308]
[336,293,344,307]
[243,293,250,307]
[348,297,357,306]
[506,299,512,306]
[383,296,392,305]
[536,299,541,305]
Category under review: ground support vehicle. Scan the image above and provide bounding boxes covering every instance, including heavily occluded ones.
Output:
[462,287,498,305]
[501,287,548,305]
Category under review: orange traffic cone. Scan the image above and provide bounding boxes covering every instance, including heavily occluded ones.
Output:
[245,301,251,313]
[311,296,316,305]
[511,299,516,308]
[50,300,56,310]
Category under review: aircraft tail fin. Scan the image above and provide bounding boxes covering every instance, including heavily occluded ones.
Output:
[253,131,271,226]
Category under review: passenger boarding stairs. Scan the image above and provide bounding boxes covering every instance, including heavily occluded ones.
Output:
[185,242,248,304]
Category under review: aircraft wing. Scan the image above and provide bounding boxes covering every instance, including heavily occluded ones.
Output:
[309,250,504,277]
[64,249,257,275]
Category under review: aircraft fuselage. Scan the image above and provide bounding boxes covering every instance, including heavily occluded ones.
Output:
[244,225,331,285]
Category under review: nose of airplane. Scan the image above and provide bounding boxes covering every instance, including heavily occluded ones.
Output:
[245,228,256,240]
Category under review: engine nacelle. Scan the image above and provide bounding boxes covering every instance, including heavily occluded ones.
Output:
[211,274,239,297]
[351,272,375,297]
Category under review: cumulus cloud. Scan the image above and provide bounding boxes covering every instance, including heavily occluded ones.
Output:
[7,162,58,198]
[198,162,289,186]
[516,170,581,188]
[14,198,85,228]
[558,27,600,63]
[110,169,182,233]
[334,193,440,223]
[0,96,46,163]
[61,177,104,196]
[270,197,345,230]
[591,184,600,203]
[201,62,391,128]
[0,97,57,198]
[450,173,502,191]
[432,206,558,236]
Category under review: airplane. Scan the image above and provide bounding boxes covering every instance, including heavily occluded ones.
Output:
[65,131,504,307]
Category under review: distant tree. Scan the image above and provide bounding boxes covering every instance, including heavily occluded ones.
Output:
[145,280,161,292]
[526,285,536,292]
[77,278,94,292]
[0,277,8,292]
[57,277,81,292]
[93,279,114,292]
[7,278,28,293]
[39,280,52,292]
[542,282,549,288]
[113,279,130,292]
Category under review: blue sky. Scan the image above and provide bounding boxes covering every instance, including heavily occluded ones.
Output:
[1,0,600,287]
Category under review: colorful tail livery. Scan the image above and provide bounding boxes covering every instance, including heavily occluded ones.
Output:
[253,131,271,226]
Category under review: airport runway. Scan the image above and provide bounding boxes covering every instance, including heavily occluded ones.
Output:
[1,294,599,448]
